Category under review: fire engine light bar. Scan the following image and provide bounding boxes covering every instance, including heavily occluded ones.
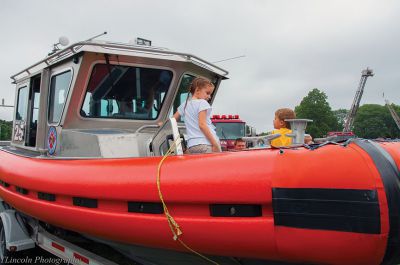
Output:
[212,115,240,119]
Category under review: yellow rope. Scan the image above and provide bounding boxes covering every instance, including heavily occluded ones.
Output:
[156,137,220,265]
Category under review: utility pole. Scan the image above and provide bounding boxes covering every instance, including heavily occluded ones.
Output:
[343,68,374,132]
[0,98,14,108]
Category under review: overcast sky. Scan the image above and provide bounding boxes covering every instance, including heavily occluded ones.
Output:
[1,0,399,132]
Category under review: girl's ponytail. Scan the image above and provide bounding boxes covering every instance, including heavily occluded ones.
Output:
[183,77,214,113]
[183,82,193,113]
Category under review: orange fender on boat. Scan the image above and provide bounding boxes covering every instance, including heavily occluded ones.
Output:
[0,140,399,265]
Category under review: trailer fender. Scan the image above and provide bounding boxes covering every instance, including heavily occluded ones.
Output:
[0,210,35,252]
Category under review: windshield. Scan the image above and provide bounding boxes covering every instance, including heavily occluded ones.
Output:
[81,64,173,120]
[214,122,245,140]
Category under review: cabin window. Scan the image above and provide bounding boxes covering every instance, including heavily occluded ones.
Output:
[81,64,173,120]
[26,75,41,147]
[170,74,195,118]
[48,70,72,124]
[16,86,28,121]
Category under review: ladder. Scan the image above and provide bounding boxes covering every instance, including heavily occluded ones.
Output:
[343,68,374,132]
[385,99,400,130]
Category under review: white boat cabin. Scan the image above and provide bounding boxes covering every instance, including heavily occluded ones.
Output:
[9,40,228,158]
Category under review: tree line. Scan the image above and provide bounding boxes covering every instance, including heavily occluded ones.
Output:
[295,88,400,139]
[0,120,12,141]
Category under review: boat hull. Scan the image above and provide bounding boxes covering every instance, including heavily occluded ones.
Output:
[0,140,399,265]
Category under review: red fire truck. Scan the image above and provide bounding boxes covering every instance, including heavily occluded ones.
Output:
[211,114,247,151]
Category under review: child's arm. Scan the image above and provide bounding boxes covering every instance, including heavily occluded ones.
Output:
[198,110,221,152]
[158,112,180,127]
[173,111,181,121]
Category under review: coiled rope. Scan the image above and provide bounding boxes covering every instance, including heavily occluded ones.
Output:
[156,137,219,265]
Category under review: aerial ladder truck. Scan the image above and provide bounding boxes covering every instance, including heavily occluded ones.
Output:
[325,68,374,141]
[343,68,374,132]
[385,99,400,131]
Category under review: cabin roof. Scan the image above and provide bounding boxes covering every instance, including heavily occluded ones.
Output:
[11,40,229,83]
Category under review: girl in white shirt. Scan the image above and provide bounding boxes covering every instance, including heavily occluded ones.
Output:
[173,77,221,153]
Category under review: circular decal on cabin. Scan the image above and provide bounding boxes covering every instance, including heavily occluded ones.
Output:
[47,127,57,155]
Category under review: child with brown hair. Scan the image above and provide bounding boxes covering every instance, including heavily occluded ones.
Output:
[173,77,221,153]
[270,108,296,147]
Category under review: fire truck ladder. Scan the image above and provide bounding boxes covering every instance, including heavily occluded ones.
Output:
[343,68,374,132]
[385,99,400,130]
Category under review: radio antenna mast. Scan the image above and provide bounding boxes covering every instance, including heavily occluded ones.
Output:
[85,31,108,41]
[212,55,246,64]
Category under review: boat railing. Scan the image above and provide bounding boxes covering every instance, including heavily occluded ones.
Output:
[243,134,281,148]
[135,125,160,134]
[0,141,10,146]
[151,117,183,156]
[11,41,229,83]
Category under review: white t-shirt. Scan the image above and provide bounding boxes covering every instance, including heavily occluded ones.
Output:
[177,99,219,147]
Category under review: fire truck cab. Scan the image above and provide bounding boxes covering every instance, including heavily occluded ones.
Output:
[211,114,246,151]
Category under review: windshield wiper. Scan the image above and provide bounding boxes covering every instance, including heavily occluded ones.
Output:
[220,128,227,140]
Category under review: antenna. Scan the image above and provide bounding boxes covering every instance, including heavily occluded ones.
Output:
[85,31,108,41]
[212,55,246,64]
[47,31,107,56]
[48,36,70,56]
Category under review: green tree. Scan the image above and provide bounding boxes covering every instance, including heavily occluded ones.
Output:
[0,119,12,141]
[332,108,348,131]
[295,88,339,138]
[353,104,400,139]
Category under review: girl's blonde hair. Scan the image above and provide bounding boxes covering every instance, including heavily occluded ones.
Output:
[184,77,214,111]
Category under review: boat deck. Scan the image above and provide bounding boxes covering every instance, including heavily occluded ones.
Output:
[0,145,42,158]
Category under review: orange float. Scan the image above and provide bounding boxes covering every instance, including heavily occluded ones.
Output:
[0,140,399,264]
